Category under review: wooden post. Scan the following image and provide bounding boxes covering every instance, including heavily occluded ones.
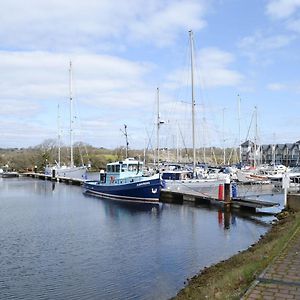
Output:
[224,176,231,204]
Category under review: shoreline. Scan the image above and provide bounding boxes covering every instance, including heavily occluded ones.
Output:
[172,210,300,300]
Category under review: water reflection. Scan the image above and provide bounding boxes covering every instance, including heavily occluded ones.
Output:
[217,208,237,230]
[83,193,163,218]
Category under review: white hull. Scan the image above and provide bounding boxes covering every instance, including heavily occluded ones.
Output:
[163,179,226,199]
[45,166,87,179]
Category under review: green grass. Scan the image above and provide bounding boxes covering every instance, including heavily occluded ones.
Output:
[173,211,300,300]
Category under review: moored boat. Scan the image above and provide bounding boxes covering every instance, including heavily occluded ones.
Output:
[83,158,164,203]
[0,171,19,178]
[45,61,87,180]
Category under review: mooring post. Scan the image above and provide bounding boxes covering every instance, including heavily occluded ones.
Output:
[224,176,231,204]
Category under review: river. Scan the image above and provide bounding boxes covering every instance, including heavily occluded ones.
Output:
[0,177,282,300]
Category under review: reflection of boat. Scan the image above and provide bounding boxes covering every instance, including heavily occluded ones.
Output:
[83,158,164,203]
[45,61,87,180]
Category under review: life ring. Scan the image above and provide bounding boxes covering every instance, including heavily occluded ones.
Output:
[110,176,115,184]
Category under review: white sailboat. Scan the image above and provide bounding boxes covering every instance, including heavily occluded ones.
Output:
[45,61,87,180]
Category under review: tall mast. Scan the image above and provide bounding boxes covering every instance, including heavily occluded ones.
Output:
[222,108,226,165]
[238,94,242,163]
[69,61,74,168]
[57,104,61,167]
[254,106,258,168]
[156,87,160,168]
[189,30,196,175]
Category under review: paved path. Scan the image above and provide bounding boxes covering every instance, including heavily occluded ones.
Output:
[243,227,300,299]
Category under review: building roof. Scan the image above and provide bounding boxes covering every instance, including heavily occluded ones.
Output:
[284,143,295,150]
[261,144,270,151]
[241,140,255,147]
[276,144,285,150]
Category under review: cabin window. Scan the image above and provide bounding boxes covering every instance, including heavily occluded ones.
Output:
[116,165,120,172]
[128,164,137,171]
[121,164,127,172]
[107,165,112,172]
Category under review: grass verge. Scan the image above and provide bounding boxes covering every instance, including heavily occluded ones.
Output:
[172,210,300,300]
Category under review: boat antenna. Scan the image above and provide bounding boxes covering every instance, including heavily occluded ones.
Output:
[120,124,129,158]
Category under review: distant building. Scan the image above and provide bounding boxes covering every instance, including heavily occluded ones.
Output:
[241,140,300,166]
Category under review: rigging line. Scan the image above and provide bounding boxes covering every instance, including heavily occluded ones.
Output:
[145,126,155,152]
[245,108,255,142]
[178,123,189,158]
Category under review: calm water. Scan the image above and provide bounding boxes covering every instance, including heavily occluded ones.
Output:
[0,177,281,300]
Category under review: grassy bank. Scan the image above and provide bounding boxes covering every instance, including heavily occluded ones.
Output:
[173,210,300,300]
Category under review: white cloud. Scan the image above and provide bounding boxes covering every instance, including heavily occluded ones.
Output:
[165,47,243,89]
[0,50,160,147]
[266,82,287,90]
[128,1,208,46]
[286,17,300,32]
[238,32,296,64]
[238,32,294,52]
[0,0,209,50]
[266,1,300,36]
[0,50,152,109]
[266,0,300,19]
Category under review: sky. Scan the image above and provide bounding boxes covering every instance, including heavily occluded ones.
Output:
[1,0,300,150]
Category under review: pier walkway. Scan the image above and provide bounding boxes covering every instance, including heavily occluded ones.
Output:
[243,226,300,299]
[21,172,84,185]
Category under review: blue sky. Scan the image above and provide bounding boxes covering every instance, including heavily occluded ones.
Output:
[1,0,300,150]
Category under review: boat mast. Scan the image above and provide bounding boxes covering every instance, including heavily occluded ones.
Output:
[254,106,258,168]
[222,108,226,165]
[189,30,196,176]
[57,104,61,167]
[238,94,242,164]
[69,61,74,168]
[121,124,129,158]
[156,87,160,168]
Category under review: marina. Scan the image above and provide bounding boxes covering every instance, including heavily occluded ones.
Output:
[1,2,300,298]
[21,170,282,213]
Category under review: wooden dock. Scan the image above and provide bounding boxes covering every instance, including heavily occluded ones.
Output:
[21,172,84,186]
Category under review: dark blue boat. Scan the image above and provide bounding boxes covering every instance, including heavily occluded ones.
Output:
[83,158,164,203]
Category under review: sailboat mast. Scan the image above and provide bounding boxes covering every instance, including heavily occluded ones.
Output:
[57,104,61,167]
[69,61,74,168]
[156,87,160,168]
[189,30,196,175]
[222,108,226,165]
[238,94,242,163]
[254,106,258,168]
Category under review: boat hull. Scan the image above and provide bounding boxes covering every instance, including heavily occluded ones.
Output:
[0,172,19,178]
[83,177,162,203]
[45,166,87,179]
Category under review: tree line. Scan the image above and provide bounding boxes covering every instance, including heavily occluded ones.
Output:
[0,139,240,173]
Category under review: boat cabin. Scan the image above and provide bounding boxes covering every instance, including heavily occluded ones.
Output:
[102,158,143,184]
